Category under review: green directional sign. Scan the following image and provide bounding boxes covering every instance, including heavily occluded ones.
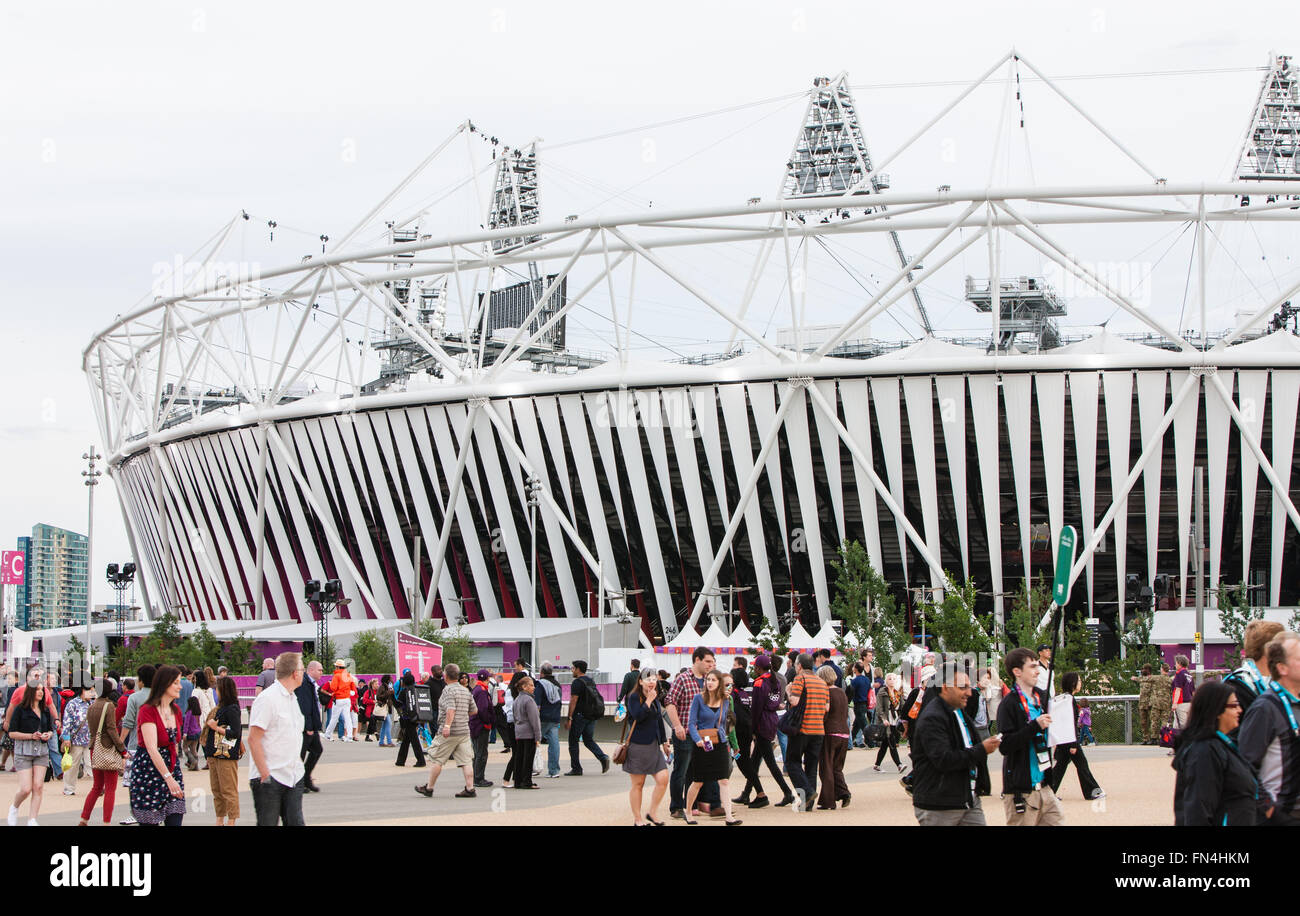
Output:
[1052,525,1077,607]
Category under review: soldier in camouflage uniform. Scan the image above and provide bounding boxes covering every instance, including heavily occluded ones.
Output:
[1131,664,1173,744]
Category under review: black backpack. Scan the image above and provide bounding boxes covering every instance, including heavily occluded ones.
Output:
[577,677,604,720]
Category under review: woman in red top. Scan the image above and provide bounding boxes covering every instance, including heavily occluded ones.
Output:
[129,665,187,826]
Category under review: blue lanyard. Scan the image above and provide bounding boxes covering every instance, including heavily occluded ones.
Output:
[1215,730,1238,751]
[954,710,973,748]
[1242,659,1269,695]
[1269,682,1300,737]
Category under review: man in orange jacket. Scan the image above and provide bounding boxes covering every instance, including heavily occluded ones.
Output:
[323,661,358,742]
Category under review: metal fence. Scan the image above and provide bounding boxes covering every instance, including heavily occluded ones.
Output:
[1078,694,1141,744]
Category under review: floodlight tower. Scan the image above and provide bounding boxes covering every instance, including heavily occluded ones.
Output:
[782,74,932,333]
[1236,54,1300,183]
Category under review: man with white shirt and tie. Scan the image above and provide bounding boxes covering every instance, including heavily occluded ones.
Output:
[248,652,307,826]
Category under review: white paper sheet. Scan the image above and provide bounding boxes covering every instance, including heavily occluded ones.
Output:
[1048,694,1077,747]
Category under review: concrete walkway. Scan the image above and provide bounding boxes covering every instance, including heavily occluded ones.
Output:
[9,737,1177,826]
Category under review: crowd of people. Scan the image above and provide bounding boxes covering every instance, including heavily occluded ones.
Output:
[2,623,1297,828]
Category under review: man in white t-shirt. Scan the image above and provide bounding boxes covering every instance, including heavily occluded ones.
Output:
[248,652,307,826]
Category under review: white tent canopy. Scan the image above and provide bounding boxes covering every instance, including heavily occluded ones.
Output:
[785,622,817,651]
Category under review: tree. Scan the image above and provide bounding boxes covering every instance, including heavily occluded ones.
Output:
[828,540,909,665]
[350,627,395,675]
[1217,583,1263,671]
[435,626,477,674]
[222,632,260,674]
[998,577,1053,653]
[190,623,223,670]
[923,574,995,656]
[749,621,790,659]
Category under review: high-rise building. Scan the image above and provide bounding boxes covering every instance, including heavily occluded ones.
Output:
[14,536,32,629]
[21,524,88,630]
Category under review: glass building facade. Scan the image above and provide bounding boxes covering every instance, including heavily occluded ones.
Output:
[21,523,89,630]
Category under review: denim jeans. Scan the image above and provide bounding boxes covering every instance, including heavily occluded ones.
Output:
[47,731,61,774]
[567,714,607,772]
[541,721,561,776]
[378,718,393,745]
[851,702,872,746]
[250,775,305,826]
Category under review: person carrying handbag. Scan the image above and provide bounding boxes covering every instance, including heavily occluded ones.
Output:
[79,683,127,826]
[203,676,244,825]
[620,667,671,826]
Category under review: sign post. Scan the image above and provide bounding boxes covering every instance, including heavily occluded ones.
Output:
[2,550,25,666]
[395,629,443,680]
[1051,526,1076,609]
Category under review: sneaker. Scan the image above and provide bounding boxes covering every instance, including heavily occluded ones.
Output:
[27,818,38,826]
[872,764,881,772]
[600,757,611,774]
[7,805,17,826]
[62,787,75,796]
[670,808,686,819]
[747,796,770,809]
[1089,789,1106,800]
[546,773,561,779]
[564,769,583,776]
[455,788,477,798]
[119,816,137,826]
[474,780,494,788]
[325,735,336,742]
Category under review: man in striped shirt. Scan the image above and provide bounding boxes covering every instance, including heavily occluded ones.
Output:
[786,653,829,811]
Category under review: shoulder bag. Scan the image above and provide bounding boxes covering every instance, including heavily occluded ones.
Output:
[777,676,807,737]
[90,704,125,773]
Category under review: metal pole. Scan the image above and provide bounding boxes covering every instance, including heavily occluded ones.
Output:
[1194,466,1205,676]
[82,447,102,676]
[528,475,540,669]
[411,535,422,625]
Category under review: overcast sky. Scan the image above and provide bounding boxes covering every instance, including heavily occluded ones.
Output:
[2,0,1298,610]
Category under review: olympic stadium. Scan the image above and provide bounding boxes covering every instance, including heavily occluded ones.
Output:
[83,53,1300,656]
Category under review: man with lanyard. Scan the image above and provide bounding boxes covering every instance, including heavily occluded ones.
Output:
[1239,631,1300,826]
[911,666,1000,825]
[996,647,1062,826]
[666,647,721,819]
[468,669,495,788]
[1226,620,1284,721]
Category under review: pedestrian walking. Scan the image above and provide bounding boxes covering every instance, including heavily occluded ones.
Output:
[59,682,94,794]
[373,675,395,747]
[666,647,721,818]
[849,662,874,748]
[565,659,609,776]
[247,653,307,826]
[785,652,829,812]
[469,669,496,787]
[1239,630,1300,825]
[510,676,541,789]
[683,671,741,825]
[728,669,757,807]
[911,669,998,825]
[622,667,670,826]
[536,663,563,778]
[414,664,478,799]
[997,648,1063,826]
[817,665,851,809]
[1171,655,1195,730]
[6,680,54,825]
[1172,680,1257,826]
[203,675,243,825]
[77,680,126,826]
[296,660,325,791]
[738,655,792,809]
[130,664,187,827]
[393,672,426,768]
[1048,672,1104,801]
[324,661,358,742]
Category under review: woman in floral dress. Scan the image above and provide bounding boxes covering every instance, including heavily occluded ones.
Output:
[130,665,186,826]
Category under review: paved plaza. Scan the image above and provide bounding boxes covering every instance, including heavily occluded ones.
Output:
[13,737,1178,827]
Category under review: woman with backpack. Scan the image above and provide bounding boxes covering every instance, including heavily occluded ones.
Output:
[873,672,905,773]
[203,676,243,825]
[394,672,426,767]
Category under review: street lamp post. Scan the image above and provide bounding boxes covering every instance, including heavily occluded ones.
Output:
[82,448,102,675]
[106,562,136,646]
[526,475,542,669]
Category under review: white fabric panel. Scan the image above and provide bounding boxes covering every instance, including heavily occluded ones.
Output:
[155,445,222,620]
[509,399,580,618]
[1102,371,1133,626]
[870,377,909,583]
[665,389,717,605]
[355,415,415,611]
[610,391,677,633]
[1036,373,1066,568]
[314,418,390,617]
[968,375,1003,624]
[427,404,501,620]
[584,392,628,535]
[1270,370,1300,605]
[221,429,294,619]
[688,387,730,622]
[934,375,969,578]
[839,379,884,573]
[474,405,541,620]
[533,397,580,528]
[1235,371,1269,584]
[813,380,846,544]
[1204,375,1231,596]
[1171,371,1200,601]
[1136,371,1169,587]
[780,385,830,623]
[385,411,459,620]
[903,376,943,587]
[717,383,777,624]
[556,394,625,600]
[1069,372,1100,612]
[302,420,379,617]
[636,390,679,546]
[264,430,328,621]
[168,442,233,619]
[748,383,791,569]
[1002,374,1034,585]
[189,437,253,611]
